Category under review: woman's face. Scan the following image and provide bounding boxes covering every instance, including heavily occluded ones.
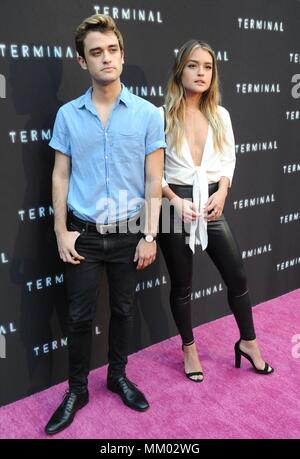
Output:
[181,47,213,95]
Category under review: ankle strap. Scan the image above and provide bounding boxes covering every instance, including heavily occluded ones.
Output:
[182,340,195,347]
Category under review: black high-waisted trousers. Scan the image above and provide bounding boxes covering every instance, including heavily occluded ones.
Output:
[159,182,256,345]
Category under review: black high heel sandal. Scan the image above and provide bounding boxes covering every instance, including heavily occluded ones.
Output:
[182,341,204,383]
[234,338,274,375]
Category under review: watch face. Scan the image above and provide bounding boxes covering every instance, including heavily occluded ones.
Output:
[145,234,154,242]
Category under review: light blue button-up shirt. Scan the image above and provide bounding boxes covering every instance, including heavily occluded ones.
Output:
[49,84,166,223]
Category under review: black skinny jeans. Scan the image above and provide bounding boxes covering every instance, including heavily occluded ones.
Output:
[159,182,256,345]
[64,212,142,394]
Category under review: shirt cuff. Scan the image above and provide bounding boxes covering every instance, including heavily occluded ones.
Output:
[220,169,234,187]
[49,139,71,156]
[145,140,167,155]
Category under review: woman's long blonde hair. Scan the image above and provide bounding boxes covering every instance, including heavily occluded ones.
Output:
[165,39,227,155]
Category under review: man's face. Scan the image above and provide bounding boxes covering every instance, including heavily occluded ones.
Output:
[78,30,124,85]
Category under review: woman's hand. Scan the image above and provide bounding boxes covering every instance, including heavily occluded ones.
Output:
[172,196,201,223]
[204,189,227,221]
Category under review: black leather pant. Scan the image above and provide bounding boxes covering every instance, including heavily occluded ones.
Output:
[159,182,256,345]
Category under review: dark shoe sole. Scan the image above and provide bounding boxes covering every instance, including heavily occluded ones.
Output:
[107,384,149,412]
[45,398,89,435]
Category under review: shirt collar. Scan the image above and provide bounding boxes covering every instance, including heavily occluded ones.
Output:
[118,83,131,107]
[75,83,130,110]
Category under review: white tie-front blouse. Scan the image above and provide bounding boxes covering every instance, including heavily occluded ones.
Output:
[159,105,236,254]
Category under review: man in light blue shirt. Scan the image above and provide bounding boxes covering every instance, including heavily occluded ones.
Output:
[49,84,164,224]
[45,14,165,435]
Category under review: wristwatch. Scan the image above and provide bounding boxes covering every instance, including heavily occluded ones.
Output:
[143,234,157,243]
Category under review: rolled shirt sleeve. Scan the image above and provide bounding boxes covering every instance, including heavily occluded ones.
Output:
[145,107,167,155]
[219,108,236,186]
[49,108,71,156]
[158,106,168,188]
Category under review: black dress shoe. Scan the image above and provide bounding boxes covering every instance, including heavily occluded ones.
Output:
[107,375,149,412]
[45,390,89,435]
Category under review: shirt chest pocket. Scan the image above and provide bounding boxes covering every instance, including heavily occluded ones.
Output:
[110,131,144,163]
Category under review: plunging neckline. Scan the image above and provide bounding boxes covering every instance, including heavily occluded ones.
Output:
[184,124,210,169]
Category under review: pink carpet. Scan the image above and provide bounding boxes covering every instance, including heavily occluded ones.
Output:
[1,289,300,439]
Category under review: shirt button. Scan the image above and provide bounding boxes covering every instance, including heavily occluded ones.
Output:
[105,156,108,159]
[106,178,109,182]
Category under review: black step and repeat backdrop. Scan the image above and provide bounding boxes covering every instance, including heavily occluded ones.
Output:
[0,0,299,407]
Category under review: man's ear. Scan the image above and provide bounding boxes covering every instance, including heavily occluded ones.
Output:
[121,50,125,64]
[77,55,87,70]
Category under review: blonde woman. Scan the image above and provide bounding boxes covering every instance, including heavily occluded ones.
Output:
[159,40,274,382]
